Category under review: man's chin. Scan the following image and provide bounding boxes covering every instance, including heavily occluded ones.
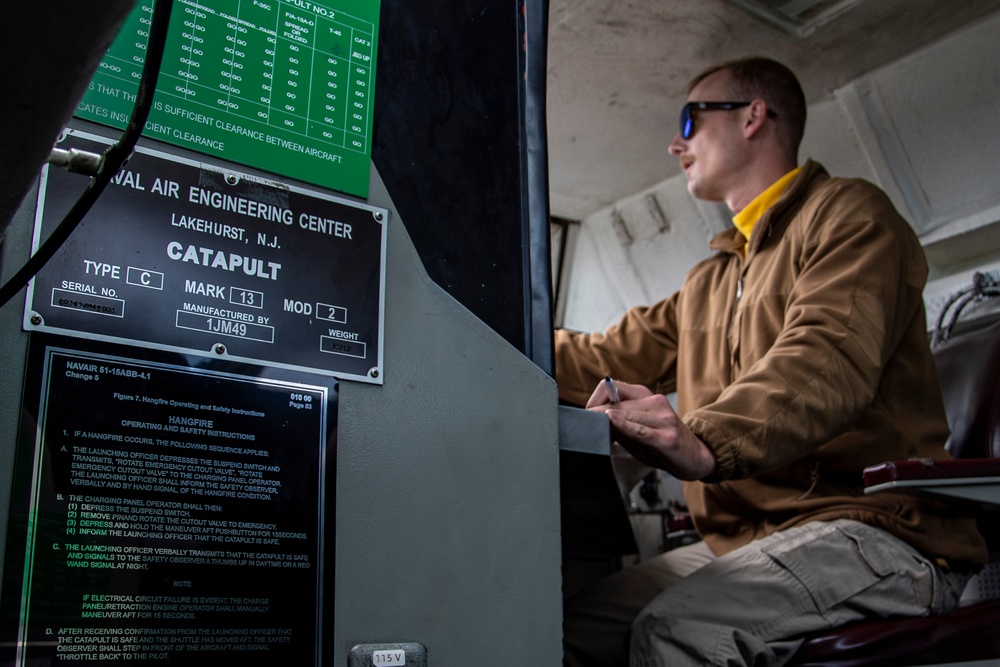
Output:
[687,180,723,203]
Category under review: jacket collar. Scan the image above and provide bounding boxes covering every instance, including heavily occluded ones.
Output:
[708,160,829,258]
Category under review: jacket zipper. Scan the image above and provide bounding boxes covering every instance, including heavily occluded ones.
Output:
[727,273,744,380]
[797,462,821,500]
[727,222,767,377]
[728,277,743,337]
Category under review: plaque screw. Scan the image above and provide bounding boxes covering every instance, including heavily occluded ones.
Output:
[214,344,226,355]
[225,173,238,185]
[373,211,384,222]
[30,314,42,326]
[369,368,380,379]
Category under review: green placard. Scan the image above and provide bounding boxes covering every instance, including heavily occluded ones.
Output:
[76,0,380,198]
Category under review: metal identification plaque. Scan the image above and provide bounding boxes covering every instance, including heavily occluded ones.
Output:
[26,130,386,384]
[75,0,381,198]
[1,342,333,666]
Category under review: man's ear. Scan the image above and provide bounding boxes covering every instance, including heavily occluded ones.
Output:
[743,99,769,139]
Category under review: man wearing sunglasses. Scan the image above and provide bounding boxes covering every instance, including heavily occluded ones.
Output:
[555,57,986,666]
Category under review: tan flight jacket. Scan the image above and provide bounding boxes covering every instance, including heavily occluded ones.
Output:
[556,161,988,565]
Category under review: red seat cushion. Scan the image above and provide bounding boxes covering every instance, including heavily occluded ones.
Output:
[791,598,1000,667]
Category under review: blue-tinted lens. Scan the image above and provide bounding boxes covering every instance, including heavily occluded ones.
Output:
[679,104,694,139]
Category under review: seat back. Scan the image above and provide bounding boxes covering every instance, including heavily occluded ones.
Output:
[791,318,1000,666]
[932,318,1000,459]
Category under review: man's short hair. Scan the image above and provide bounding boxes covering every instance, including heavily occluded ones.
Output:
[689,57,807,159]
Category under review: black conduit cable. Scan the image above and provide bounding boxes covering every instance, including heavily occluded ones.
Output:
[932,286,973,347]
[0,0,173,309]
[940,291,980,344]
[933,271,1000,346]
[943,286,1000,343]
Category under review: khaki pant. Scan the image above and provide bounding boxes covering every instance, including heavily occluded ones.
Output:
[563,520,970,666]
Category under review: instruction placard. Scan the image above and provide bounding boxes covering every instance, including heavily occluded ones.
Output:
[75,0,381,198]
[1,343,333,665]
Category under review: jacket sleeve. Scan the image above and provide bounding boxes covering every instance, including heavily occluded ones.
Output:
[555,293,681,407]
[685,183,927,480]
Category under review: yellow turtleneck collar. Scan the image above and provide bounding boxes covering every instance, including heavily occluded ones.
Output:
[731,166,802,255]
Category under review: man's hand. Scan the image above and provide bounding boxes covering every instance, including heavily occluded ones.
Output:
[586,380,717,481]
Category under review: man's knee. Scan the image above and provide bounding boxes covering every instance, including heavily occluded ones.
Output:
[562,542,716,666]
[629,603,732,666]
[628,603,671,662]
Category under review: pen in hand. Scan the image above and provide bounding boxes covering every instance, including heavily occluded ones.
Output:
[603,376,621,407]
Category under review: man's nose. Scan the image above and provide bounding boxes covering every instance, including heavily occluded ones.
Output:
[668,132,685,156]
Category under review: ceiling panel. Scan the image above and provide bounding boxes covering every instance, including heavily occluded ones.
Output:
[546,0,1000,220]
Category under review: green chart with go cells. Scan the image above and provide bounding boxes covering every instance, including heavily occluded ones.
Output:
[76,0,381,199]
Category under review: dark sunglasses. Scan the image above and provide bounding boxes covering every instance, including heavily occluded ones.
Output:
[679,101,778,139]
